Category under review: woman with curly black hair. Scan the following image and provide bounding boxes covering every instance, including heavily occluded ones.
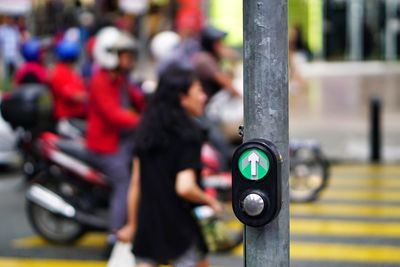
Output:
[119,63,222,267]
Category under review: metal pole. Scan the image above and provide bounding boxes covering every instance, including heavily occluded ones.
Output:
[347,0,364,60]
[385,0,397,61]
[243,1,289,266]
[370,97,382,163]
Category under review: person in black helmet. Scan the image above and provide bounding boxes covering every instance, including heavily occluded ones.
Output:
[191,25,240,171]
[191,25,240,98]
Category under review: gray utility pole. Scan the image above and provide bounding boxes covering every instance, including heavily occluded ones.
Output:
[347,0,364,61]
[243,1,289,267]
[385,0,399,61]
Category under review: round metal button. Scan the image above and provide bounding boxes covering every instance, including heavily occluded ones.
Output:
[242,193,265,216]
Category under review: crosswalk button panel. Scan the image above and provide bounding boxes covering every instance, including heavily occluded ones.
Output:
[232,139,282,227]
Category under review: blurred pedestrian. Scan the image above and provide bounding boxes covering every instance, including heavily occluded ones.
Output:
[125,63,222,267]
[173,6,204,62]
[80,36,96,85]
[152,7,203,76]
[191,25,240,171]
[288,24,310,92]
[48,39,87,122]
[85,26,145,255]
[192,25,240,98]
[0,16,21,83]
[14,38,47,86]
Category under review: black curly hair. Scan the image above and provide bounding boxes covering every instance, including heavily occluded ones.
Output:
[135,62,202,152]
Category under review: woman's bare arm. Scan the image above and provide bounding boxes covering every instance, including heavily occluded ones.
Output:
[175,169,222,213]
[117,157,141,242]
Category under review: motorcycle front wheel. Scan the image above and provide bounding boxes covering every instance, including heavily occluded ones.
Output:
[26,200,86,244]
[289,158,329,203]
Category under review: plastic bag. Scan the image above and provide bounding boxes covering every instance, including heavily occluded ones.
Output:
[193,205,241,252]
[107,241,135,267]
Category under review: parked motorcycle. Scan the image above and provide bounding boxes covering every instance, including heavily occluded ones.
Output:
[0,84,107,243]
[289,139,330,202]
[0,84,53,181]
[26,131,110,243]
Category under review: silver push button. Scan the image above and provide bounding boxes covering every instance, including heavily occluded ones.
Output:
[242,193,265,216]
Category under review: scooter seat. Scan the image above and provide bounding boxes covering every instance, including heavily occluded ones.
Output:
[56,140,98,169]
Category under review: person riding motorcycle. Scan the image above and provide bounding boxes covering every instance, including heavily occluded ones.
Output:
[192,25,240,98]
[48,39,87,121]
[191,25,241,171]
[14,38,47,85]
[85,26,145,252]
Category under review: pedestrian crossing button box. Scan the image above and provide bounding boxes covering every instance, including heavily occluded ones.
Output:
[232,139,282,227]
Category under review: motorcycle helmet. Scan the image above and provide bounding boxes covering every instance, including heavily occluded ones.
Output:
[150,31,181,62]
[55,40,80,62]
[63,27,81,43]
[201,25,227,53]
[175,8,203,34]
[21,39,42,62]
[93,27,138,69]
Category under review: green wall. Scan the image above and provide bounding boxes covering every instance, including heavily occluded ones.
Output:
[208,0,323,55]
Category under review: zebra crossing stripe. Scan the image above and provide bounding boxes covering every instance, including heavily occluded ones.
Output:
[233,242,400,263]
[331,165,400,174]
[291,219,400,237]
[202,217,400,238]
[321,190,400,201]
[291,203,400,218]
[330,177,400,187]
[13,233,106,249]
[291,242,400,263]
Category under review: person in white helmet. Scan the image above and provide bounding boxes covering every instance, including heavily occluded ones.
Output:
[85,27,146,253]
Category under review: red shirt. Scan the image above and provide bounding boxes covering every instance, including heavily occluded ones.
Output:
[48,63,87,120]
[14,62,47,85]
[86,69,145,154]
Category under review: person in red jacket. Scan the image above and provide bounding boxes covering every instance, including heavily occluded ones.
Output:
[14,38,47,85]
[48,40,87,121]
[86,27,145,252]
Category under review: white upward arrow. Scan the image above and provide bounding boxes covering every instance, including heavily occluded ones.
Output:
[248,152,260,177]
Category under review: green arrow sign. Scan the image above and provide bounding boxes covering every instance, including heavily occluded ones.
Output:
[238,148,270,180]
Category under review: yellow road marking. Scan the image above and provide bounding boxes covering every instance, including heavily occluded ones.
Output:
[11,164,400,264]
[331,165,400,174]
[0,258,210,267]
[14,211,400,250]
[234,242,400,263]
[330,177,400,188]
[291,203,400,218]
[13,233,106,249]
[225,218,400,238]
[321,190,400,201]
[291,242,400,263]
[0,258,105,267]
[291,219,400,237]
[16,219,400,251]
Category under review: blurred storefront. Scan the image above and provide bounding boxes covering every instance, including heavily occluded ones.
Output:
[0,0,32,15]
[4,0,400,62]
[290,0,400,61]
[209,0,400,62]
